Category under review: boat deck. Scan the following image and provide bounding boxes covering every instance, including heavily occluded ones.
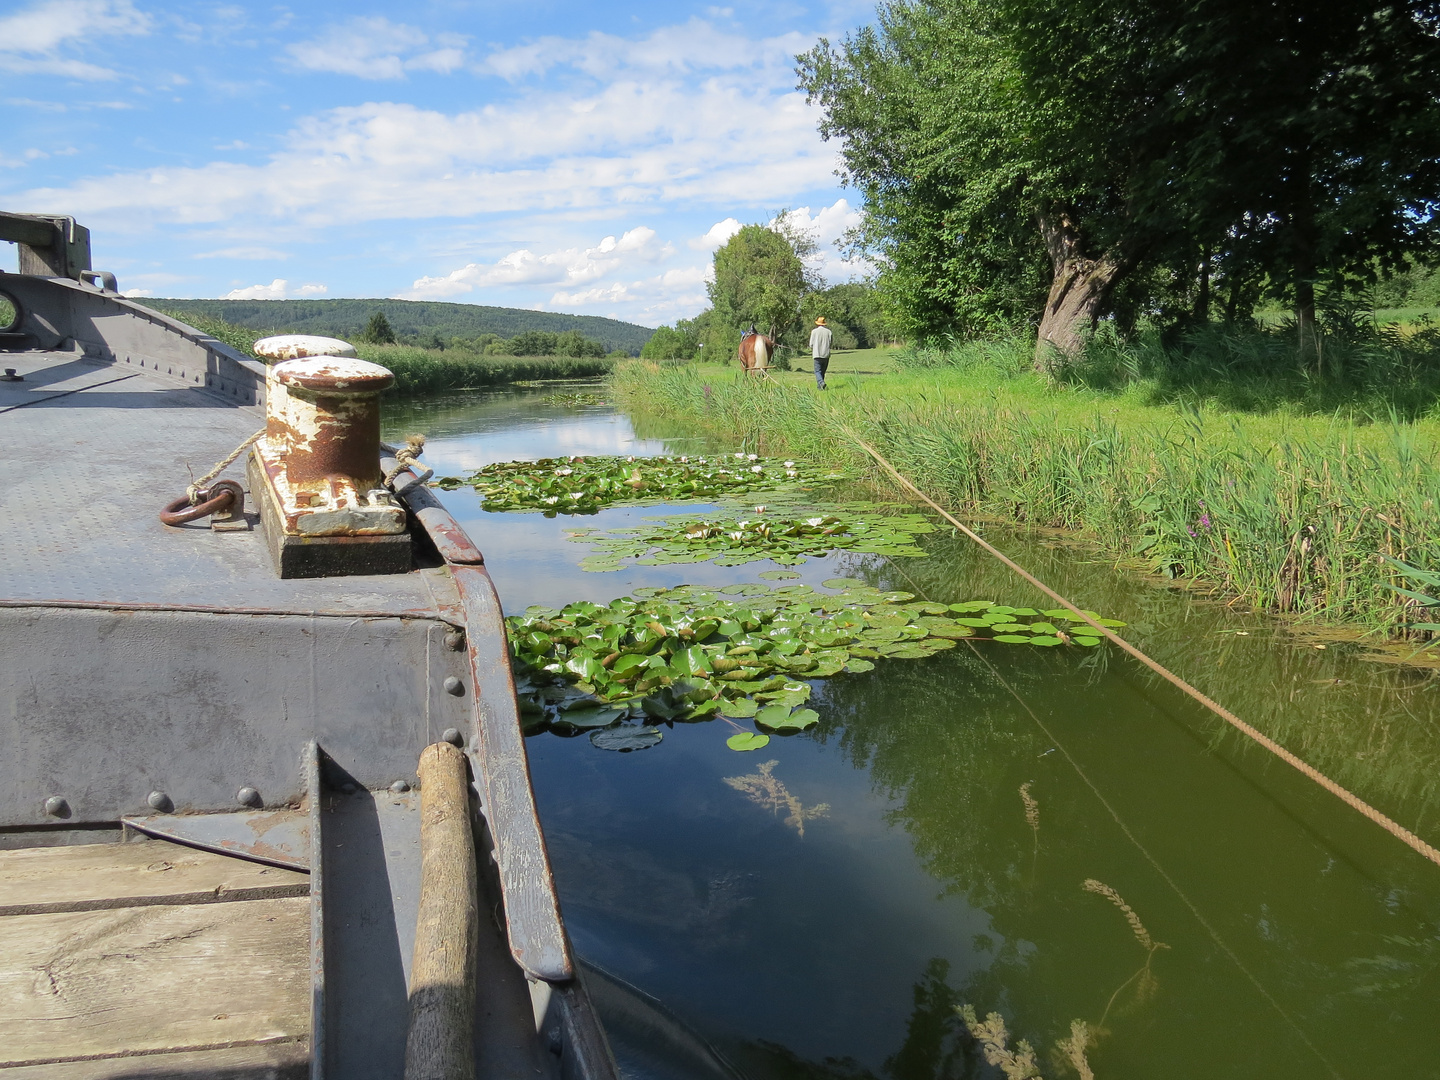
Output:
[0,349,440,613]
[0,838,311,1077]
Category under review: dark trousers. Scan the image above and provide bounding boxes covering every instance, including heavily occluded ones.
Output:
[813,356,830,388]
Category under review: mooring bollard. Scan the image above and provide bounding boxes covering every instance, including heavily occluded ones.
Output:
[249,335,413,578]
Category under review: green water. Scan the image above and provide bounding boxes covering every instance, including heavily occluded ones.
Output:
[386,386,1440,1080]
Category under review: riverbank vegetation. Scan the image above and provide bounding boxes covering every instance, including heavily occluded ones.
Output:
[611,329,1440,636]
[170,311,615,391]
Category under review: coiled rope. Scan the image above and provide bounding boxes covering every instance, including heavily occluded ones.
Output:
[851,435,1440,870]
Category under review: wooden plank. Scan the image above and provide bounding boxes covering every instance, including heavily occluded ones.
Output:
[0,897,310,1068]
[0,1040,308,1078]
[0,840,308,916]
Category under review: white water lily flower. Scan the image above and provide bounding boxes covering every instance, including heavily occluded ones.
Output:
[679,456,689,463]
[806,517,825,526]
[555,468,573,476]
[786,469,798,478]
[627,456,635,462]
[750,465,763,473]
[735,453,745,459]
[729,531,745,541]
[754,505,768,513]
[784,461,795,468]
[747,454,758,461]
[736,520,750,527]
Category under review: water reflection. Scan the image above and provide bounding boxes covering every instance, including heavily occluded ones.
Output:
[383,386,1440,1079]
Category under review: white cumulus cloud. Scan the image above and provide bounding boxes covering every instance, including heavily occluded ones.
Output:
[692,217,742,250]
[0,0,150,81]
[224,278,288,300]
[401,227,673,300]
[286,17,468,80]
[19,22,836,229]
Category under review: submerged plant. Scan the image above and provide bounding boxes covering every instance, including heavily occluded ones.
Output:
[1082,878,1170,1026]
[434,454,848,514]
[956,1005,1045,1079]
[1056,1020,1096,1080]
[507,580,1125,748]
[570,508,937,570]
[722,759,830,837]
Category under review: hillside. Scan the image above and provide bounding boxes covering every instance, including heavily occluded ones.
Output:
[144,298,653,354]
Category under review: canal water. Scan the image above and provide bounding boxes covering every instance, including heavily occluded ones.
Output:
[385,385,1440,1080]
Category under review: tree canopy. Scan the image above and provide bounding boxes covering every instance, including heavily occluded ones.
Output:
[798,0,1440,364]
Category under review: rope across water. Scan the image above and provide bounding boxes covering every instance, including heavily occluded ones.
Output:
[850,434,1440,870]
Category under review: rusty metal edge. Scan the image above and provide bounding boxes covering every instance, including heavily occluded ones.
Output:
[450,564,572,983]
[119,813,309,871]
[381,451,485,565]
[306,740,325,1080]
[0,598,461,628]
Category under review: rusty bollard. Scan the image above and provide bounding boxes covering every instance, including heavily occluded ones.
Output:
[248,335,412,578]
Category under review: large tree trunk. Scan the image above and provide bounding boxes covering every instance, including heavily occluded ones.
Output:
[1034,210,1125,371]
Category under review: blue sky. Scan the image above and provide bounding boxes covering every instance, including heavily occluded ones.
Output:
[0,0,876,327]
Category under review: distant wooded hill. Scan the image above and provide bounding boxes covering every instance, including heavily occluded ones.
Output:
[144,298,654,354]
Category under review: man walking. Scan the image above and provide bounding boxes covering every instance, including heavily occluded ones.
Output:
[809,316,834,390]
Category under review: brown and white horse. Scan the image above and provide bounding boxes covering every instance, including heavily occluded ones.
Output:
[738,331,776,376]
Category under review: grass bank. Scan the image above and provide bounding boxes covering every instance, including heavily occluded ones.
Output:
[159,312,613,392]
[611,341,1440,636]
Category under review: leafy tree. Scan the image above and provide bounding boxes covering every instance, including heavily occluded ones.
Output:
[363,310,396,344]
[798,0,1440,365]
[640,325,699,361]
[708,216,820,348]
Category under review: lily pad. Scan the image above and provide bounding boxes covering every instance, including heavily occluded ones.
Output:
[756,705,820,732]
[727,731,771,751]
[590,726,663,752]
[554,706,624,730]
[506,581,1126,750]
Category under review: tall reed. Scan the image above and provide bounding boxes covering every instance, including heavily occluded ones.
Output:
[611,360,1440,634]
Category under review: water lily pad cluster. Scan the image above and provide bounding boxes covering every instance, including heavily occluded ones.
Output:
[507,579,1124,751]
[571,510,937,571]
[433,453,846,514]
[539,391,609,408]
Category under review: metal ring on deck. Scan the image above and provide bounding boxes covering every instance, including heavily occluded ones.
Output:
[159,481,238,526]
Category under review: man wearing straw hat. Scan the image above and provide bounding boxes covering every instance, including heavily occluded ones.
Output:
[809,316,834,390]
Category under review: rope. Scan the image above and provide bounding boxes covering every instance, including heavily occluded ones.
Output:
[187,429,264,504]
[384,434,432,490]
[850,434,1440,870]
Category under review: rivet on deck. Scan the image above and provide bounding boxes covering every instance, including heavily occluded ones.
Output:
[147,790,172,812]
[443,676,465,696]
[444,629,466,652]
[442,728,464,748]
[236,786,262,808]
[43,795,69,818]
[390,780,411,794]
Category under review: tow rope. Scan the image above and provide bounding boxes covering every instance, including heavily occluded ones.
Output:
[852,435,1440,870]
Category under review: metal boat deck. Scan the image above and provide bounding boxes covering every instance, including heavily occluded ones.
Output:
[0,264,616,1079]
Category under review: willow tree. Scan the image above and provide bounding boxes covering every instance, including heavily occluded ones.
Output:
[798,0,1440,365]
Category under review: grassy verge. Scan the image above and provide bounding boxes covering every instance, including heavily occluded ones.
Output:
[611,348,1440,635]
[142,310,613,392]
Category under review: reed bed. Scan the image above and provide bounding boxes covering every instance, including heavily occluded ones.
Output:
[611,358,1440,634]
[151,312,614,393]
[355,344,614,393]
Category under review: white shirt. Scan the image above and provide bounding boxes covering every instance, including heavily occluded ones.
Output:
[809,325,833,359]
